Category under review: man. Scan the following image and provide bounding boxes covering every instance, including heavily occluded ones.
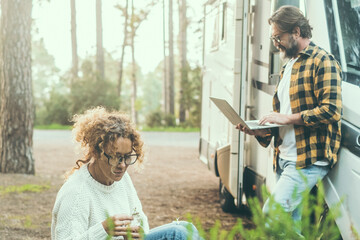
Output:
[236,5,342,231]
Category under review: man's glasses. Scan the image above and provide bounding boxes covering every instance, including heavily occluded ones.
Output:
[103,149,138,166]
[270,32,287,44]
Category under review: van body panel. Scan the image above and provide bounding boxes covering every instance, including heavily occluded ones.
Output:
[200,0,360,238]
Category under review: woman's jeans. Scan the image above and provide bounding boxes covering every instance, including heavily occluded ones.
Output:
[145,221,201,240]
[262,158,330,225]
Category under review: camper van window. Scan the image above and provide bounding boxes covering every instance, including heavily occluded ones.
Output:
[269,52,281,85]
[325,0,360,86]
[209,5,219,51]
[274,0,300,10]
[221,2,227,42]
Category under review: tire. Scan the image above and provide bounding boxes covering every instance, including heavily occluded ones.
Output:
[219,179,237,213]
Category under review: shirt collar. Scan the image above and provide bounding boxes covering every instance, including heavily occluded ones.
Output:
[297,41,316,58]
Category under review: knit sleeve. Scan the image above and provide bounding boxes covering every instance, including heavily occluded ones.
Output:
[123,173,150,234]
[51,183,109,240]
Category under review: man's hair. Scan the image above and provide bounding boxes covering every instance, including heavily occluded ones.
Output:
[268,5,312,38]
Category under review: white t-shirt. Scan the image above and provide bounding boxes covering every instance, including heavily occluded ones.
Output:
[51,164,149,240]
[278,58,298,161]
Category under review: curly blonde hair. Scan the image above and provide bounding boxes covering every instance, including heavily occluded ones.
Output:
[67,106,144,176]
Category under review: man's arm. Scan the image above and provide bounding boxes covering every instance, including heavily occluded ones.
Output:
[301,55,342,127]
[258,112,304,126]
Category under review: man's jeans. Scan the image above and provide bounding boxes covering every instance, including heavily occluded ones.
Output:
[145,221,202,240]
[262,158,330,223]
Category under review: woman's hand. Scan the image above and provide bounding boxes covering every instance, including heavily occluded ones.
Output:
[235,124,271,137]
[102,215,141,239]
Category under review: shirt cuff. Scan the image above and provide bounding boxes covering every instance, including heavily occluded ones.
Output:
[88,222,109,240]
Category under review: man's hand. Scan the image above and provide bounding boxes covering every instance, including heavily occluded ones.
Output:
[258,112,303,125]
[235,124,271,137]
[102,215,141,239]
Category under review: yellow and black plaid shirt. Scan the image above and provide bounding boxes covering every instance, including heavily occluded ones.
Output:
[257,42,342,170]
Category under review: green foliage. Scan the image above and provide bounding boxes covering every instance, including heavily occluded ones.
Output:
[145,111,177,128]
[32,38,60,103]
[164,113,176,127]
[140,71,162,120]
[32,37,63,125]
[177,64,202,127]
[31,38,201,128]
[68,59,120,116]
[186,66,202,128]
[145,110,164,128]
[35,57,121,125]
[0,184,50,195]
[187,182,342,240]
[40,88,71,125]
[231,183,341,240]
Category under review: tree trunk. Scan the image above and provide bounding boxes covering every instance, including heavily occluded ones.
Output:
[168,0,175,115]
[0,0,34,174]
[130,0,137,124]
[178,0,187,123]
[162,0,168,114]
[70,0,78,80]
[118,0,129,98]
[96,0,105,79]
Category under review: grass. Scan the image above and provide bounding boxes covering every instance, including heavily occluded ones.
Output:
[0,183,50,195]
[140,126,199,132]
[35,124,199,132]
[34,124,72,130]
[24,215,33,228]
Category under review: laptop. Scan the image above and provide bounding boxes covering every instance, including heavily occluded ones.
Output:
[210,97,283,130]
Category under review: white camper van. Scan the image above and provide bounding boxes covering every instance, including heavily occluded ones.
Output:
[199,0,360,239]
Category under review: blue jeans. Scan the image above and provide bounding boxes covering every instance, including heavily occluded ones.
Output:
[145,221,201,240]
[262,158,330,224]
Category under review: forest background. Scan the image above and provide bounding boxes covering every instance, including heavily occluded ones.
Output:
[30,0,202,129]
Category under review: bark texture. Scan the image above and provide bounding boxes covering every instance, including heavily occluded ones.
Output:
[168,0,175,115]
[96,0,105,79]
[0,0,34,174]
[178,0,188,122]
[70,0,78,79]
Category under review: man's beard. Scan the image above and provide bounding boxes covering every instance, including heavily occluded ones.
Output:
[279,35,299,60]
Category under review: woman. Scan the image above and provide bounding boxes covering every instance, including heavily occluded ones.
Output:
[51,107,200,240]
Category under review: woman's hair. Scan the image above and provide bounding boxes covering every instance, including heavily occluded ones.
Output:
[66,106,144,177]
[268,5,312,38]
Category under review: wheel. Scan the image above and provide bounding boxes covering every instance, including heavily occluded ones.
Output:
[219,179,237,213]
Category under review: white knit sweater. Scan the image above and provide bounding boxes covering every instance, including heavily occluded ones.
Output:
[51,164,149,240]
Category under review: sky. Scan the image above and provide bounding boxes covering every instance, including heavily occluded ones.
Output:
[32,0,202,74]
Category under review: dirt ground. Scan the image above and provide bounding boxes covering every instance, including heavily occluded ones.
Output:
[0,131,251,239]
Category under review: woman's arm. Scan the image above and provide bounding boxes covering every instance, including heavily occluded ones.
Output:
[51,188,109,240]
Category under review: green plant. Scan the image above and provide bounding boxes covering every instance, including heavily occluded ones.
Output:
[146,111,164,128]
[164,114,176,127]
[186,181,342,240]
[233,183,341,239]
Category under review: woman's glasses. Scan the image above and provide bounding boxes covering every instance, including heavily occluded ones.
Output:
[103,149,138,166]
